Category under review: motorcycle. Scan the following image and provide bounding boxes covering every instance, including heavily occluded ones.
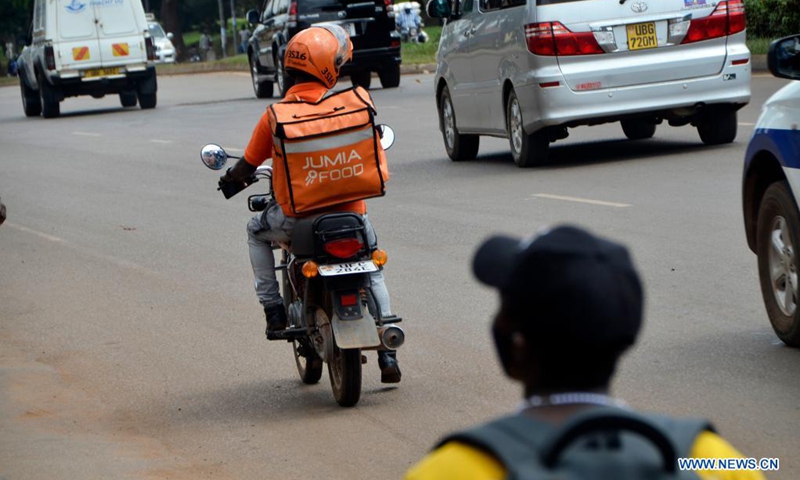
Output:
[200,126,404,407]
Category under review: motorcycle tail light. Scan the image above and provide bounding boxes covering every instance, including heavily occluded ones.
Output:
[372,249,388,267]
[302,261,319,278]
[324,238,364,259]
[340,293,358,306]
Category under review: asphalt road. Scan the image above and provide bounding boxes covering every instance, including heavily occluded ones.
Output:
[1,72,799,480]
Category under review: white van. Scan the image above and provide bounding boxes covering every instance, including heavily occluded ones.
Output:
[427,0,751,167]
[18,0,158,118]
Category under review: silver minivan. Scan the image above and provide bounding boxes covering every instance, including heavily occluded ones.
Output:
[426,0,751,167]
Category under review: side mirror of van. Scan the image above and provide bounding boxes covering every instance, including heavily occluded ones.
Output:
[426,0,453,19]
[247,9,260,25]
[768,34,800,81]
[167,32,174,40]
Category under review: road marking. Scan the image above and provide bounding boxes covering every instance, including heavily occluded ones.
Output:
[150,139,173,144]
[5,222,159,276]
[72,131,101,137]
[532,193,631,208]
[739,122,756,126]
[5,222,65,243]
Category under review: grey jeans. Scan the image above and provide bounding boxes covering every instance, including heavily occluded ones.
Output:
[246,201,392,317]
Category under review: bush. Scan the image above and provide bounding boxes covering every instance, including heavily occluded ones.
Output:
[745,0,800,39]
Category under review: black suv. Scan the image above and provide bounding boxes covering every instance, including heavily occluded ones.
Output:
[246,0,402,98]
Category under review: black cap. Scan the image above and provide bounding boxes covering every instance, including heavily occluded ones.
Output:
[472,225,643,347]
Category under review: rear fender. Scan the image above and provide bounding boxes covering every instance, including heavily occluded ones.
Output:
[331,310,380,349]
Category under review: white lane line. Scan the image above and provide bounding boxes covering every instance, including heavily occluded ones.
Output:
[5,222,65,243]
[72,131,101,137]
[4,222,159,276]
[222,147,244,153]
[150,139,173,144]
[739,122,756,126]
[532,193,631,208]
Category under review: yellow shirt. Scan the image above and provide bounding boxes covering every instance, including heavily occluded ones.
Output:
[405,431,766,480]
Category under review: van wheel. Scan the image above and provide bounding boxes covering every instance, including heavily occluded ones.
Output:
[621,120,656,140]
[138,91,157,109]
[697,107,737,145]
[439,86,479,161]
[378,65,400,88]
[350,70,372,90]
[119,91,137,107]
[20,76,41,117]
[507,90,547,168]
[39,74,60,119]
[757,181,800,347]
[276,55,294,97]
[250,54,273,98]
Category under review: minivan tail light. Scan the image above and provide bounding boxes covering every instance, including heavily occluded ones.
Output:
[681,1,745,44]
[145,37,156,61]
[525,22,603,56]
[384,0,395,17]
[288,1,298,27]
[324,238,364,258]
[44,45,56,70]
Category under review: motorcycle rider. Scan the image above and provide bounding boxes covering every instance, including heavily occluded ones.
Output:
[396,3,421,42]
[217,25,401,383]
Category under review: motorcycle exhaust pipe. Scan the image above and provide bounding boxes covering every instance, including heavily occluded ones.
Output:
[378,325,405,350]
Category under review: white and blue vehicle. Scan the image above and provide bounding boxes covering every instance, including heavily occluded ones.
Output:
[742,34,800,347]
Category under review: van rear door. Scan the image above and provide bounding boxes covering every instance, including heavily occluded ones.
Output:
[94,0,148,67]
[534,0,739,90]
[56,1,103,71]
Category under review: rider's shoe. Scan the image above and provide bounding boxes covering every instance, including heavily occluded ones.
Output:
[264,304,288,338]
[378,350,401,384]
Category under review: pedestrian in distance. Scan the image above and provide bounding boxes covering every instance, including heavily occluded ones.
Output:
[239,27,251,54]
[405,225,766,480]
[199,30,213,61]
[0,196,6,226]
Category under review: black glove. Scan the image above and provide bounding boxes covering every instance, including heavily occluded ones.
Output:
[218,158,258,199]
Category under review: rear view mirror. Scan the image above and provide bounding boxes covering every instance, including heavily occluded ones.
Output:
[426,0,452,19]
[378,125,395,150]
[768,34,800,81]
[201,144,228,170]
[247,9,260,25]
[167,32,174,40]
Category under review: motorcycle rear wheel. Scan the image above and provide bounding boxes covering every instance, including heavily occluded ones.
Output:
[329,344,362,407]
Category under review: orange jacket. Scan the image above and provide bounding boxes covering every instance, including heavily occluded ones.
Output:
[244,82,368,218]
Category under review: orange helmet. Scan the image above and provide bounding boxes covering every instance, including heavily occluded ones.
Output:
[284,24,353,88]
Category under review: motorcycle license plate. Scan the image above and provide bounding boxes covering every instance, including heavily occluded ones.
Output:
[318,261,378,276]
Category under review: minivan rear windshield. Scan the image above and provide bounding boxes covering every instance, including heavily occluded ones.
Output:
[304,0,377,9]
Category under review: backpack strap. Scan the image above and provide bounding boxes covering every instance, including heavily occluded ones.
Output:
[640,413,716,459]
[435,414,555,480]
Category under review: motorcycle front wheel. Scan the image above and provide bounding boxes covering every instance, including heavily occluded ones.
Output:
[328,343,362,407]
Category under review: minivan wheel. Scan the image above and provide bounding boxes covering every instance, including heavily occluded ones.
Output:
[507,90,547,168]
[757,181,800,347]
[621,120,656,140]
[20,76,41,117]
[439,86,479,161]
[39,74,60,119]
[697,107,737,145]
[276,55,294,97]
[350,70,372,90]
[378,65,400,88]
[250,55,273,98]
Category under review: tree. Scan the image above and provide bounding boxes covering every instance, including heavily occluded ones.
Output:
[161,0,189,60]
[0,0,33,51]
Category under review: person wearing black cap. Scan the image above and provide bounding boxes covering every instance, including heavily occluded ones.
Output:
[405,225,765,480]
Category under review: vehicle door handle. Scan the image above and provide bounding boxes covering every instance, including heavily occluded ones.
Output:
[464,27,476,38]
